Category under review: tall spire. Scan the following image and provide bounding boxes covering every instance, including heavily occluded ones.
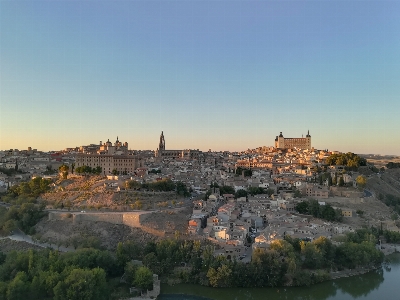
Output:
[159,131,165,151]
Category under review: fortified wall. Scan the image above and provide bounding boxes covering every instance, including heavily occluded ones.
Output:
[48,211,165,236]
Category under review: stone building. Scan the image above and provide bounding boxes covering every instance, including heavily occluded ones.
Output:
[75,153,143,175]
[74,136,142,175]
[155,131,203,160]
[79,136,129,155]
[275,131,311,150]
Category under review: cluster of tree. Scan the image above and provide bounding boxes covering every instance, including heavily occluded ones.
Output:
[0,168,22,177]
[123,229,384,288]
[124,264,153,291]
[43,166,57,175]
[176,181,190,197]
[0,248,116,300]
[7,177,51,199]
[141,179,175,192]
[148,169,161,174]
[125,179,190,197]
[0,227,388,299]
[112,169,130,175]
[248,187,268,196]
[75,166,102,175]
[325,153,367,170]
[383,230,400,243]
[0,203,47,235]
[386,162,400,169]
[218,185,235,195]
[206,183,273,200]
[295,199,343,222]
[235,167,252,177]
[235,189,248,199]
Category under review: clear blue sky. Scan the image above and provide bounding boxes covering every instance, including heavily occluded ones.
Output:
[1,0,399,155]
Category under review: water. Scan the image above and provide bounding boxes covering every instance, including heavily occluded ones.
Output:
[159,253,400,300]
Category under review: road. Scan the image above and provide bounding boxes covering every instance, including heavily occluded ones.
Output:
[6,230,74,252]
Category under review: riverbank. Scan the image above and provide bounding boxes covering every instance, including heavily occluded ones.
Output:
[330,265,379,280]
[380,243,400,255]
[159,254,400,300]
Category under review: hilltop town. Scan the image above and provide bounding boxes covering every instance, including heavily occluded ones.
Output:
[1,131,400,257]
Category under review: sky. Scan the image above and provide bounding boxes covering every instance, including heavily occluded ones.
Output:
[1,0,399,155]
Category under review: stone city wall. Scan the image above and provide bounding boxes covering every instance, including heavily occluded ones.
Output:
[49,211,159,231]
[73,213,124,225]
[122,213,142,227]
[48,212,73,221]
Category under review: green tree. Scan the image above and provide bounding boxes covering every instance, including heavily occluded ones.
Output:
[2,219,16,234]
[308,199,320,218]
[7,272,30,300]
[320,204,337,221]
[301,242,323,269]
[207,264,232,287]
[134,266,153,291]
[125,180,141,190]
[54,268,108,300]
[176,181,190,197]
[295,201,309,214]
[123,261,139,285]
[235,189,248,199]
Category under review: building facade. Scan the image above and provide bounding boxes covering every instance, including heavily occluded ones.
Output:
[275,131,311,150]
[75,154,143,175]
[155,131,203,160]
[74,137,143,175]
[79,137,129,155]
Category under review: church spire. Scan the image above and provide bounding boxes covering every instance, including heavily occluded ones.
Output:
[159,131,165,151]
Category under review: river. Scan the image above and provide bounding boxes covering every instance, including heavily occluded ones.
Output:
[159,253,400,300]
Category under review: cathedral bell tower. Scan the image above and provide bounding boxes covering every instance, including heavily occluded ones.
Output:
[159,131,165,151]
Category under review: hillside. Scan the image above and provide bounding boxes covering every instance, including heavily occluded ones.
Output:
[366,169,400,198]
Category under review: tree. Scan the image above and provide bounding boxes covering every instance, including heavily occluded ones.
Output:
[293,189,302,198]
[54,268,108,300]
[134,266,153,291]
[219,185,235,195]
[94,166,102,175]
[59,165,69,180]
[176,181,190,197]
[338,177,344,187]
[248,187,265,196]
[2,219,16,234]
[134,200,142,210]
[295,201,309,214]
[207,264,232,287]
[308,199,320,218]
[7,272,30,300]
[235,189,248,199]
[123,261,139,285]
[328,176,333,187]
[320,204,337,221]
[125,180,141,190]
[356,175,367,189]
